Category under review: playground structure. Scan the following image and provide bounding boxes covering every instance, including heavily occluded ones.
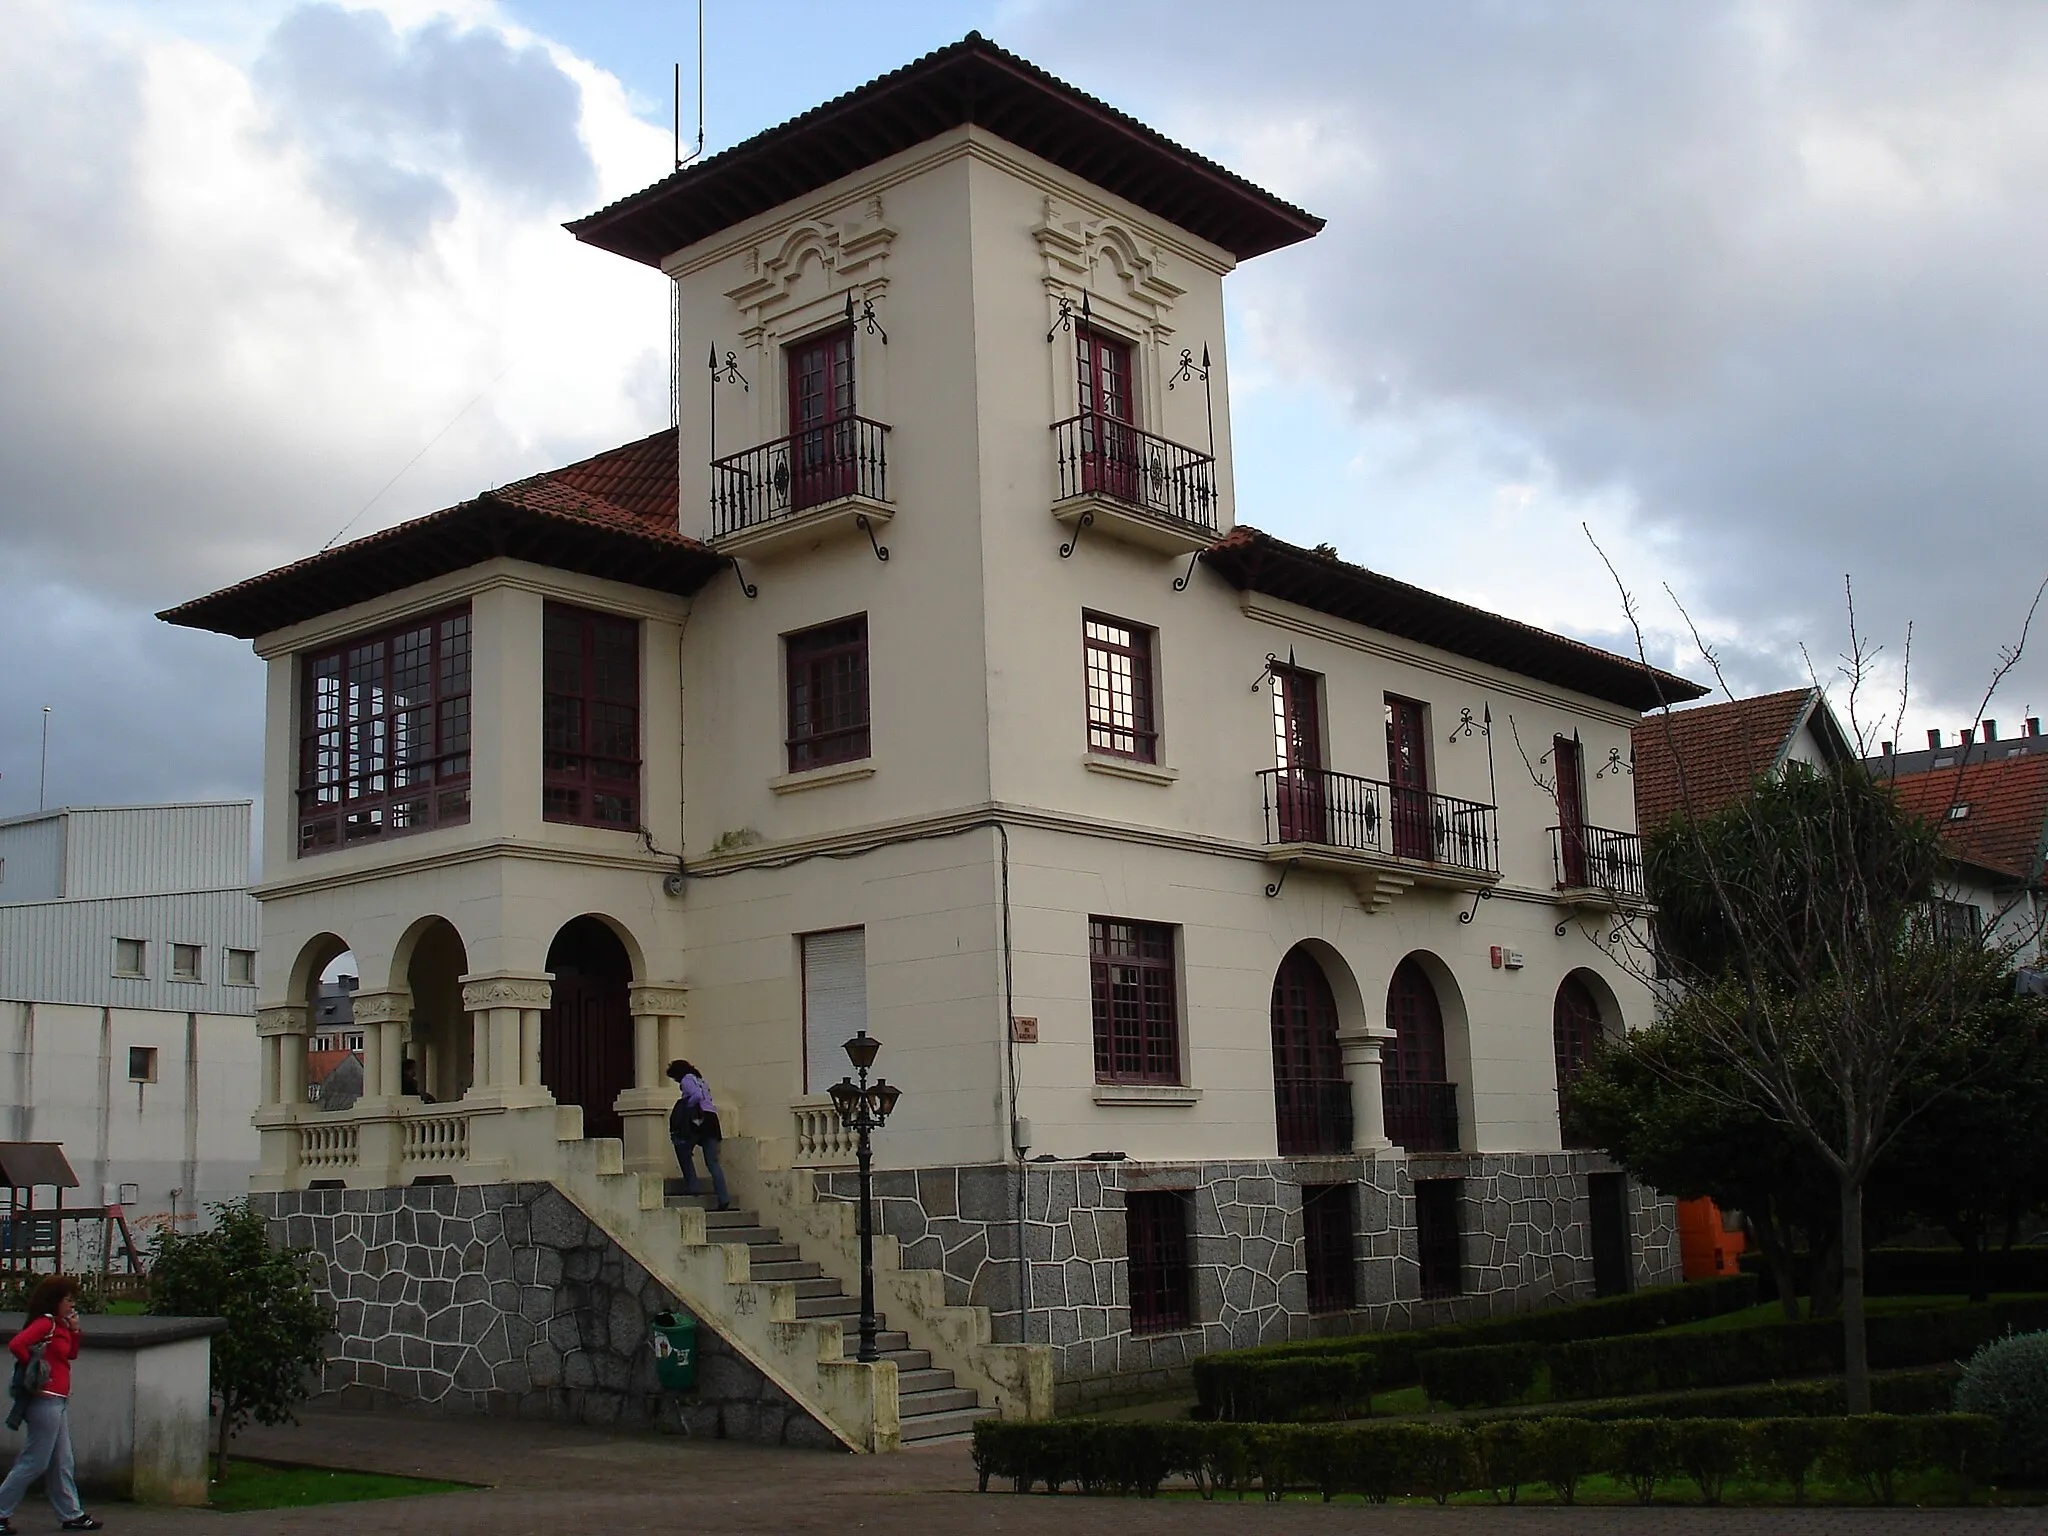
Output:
[0,1143,148,1298]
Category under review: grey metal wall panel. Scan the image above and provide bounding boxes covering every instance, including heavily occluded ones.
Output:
[0,819,65,904]
[0,891,260,1014]
[61,804,251,898]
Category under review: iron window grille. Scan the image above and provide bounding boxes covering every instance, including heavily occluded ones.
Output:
[1302,1183,1357,1314]
[1083,613,1157,761]
[542,603,641,829]
[1553,975,1602,1150]
[298,608,471,854]
[1125,1189,1193,1334]
[785,616,871,771]
[1090,917,1181,1084]
[1416,1178,1465,1300]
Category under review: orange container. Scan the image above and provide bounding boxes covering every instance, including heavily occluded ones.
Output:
[1677,1197,1748,1280]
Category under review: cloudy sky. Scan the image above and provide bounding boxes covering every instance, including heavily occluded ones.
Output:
[3,0,2045,823]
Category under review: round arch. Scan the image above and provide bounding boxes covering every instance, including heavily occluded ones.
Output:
[393,917,469,1102]
[287,933,351,1009]
[542,916,636,1140]
[1554,967,1623,1151]
[1382,950,1472,1152]
[1270,943,1352,1156]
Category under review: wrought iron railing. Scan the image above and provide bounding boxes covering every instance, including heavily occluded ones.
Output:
[1051,412,1218,531]
[1383,1079,1460,1153]
[710,417,890,538]
[1258,768,1500,876]
[1550,824,1646,900]
[1275,1077,1355,1157]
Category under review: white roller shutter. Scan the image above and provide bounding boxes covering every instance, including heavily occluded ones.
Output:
[801,928,868,1094]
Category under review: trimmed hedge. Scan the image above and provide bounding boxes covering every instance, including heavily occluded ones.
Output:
[1420,1297,2048,1409]
[1744,1247,2048,1298]
[970,1412,2001,1505]
[1192,1274,1757,1419]
[1471,1366,1956,1423]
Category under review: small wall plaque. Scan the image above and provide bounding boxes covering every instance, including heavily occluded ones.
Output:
[1010,1015,1040,1043]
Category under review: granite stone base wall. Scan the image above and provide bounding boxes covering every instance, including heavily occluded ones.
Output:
[817,1153,1679,1409]
[256,1185,837,1447]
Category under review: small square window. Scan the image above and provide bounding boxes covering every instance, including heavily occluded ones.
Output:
[128,1047,158,1084]
[170,944,202,981]
[113,938,146,978]
[117,1184,139,1207]
[225,949,257,986]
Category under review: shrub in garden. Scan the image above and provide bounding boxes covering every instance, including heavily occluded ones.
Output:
[1829,1414,1918,1505]
[1604,1418,1672,1504]
[1671,1419,1747,1505]
[1955,1328,2048,1480]
[1526,1417,1605,1505]
[1474,1419,1533,1504]
[1408,1425,1474,1506]
[1746,1417,1830,1503]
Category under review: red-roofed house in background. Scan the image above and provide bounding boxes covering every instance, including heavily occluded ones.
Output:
[160,34,1712,1445]
[1631,686,1856,832]
[1884,749,2048,965]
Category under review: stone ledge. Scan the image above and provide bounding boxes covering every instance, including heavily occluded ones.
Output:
[1091,1084,1202,1106]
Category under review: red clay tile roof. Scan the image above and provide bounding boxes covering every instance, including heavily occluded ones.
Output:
[160,429,725,639]
[1632,688,1823,831]
[1890,754,2048,882]
[1200,527,1706,712]
[568,34,1324,267]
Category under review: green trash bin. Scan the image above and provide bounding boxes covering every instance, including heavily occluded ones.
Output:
[651,1311,698,1392]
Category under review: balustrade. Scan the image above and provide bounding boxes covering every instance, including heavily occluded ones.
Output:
[297,1122,359,1172]
[1050,412,1217,531]
[792,1095,859,1167]
[1550,823,1646,900]
[711,417,890,538]
[1259,768,1500,877]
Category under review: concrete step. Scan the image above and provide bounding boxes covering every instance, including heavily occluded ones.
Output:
[879,1346,928,1372]
[796,1294,869,1320]
[898,1386,981,1417]
[748,1259,823,1282]
[745,1243,804,1265]
[790,1276,845,1300]
[899,1406,989,1442]
[895,1367,958,1394]
[707,1224,782,1246]
[843,1324,907,1351]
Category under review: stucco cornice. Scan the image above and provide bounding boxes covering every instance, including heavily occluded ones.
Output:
[254,836,673,903]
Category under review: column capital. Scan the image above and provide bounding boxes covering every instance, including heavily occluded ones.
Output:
[256,1004,309,1038]
[350,989,413,1027]
[627,981,689,1017]
[460,972,555,1011]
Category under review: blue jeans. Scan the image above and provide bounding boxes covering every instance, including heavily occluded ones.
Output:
[672,1133,729,1206]
[0,1395,83,1521]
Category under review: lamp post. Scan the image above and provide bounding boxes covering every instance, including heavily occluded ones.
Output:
[827,1029,901,1364]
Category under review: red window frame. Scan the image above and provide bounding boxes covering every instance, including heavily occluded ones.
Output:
[1385,695,1431,860]
[297,608,471,855]
[787,326,856,510]
[786,616,871,771]
[1302,1183,1357,1314]
[1125,1189,1192,1334]
[542,603,641,829]
[1076,327,1138,500]
[1090,918,1181,1084]
[1083,613,1157,761]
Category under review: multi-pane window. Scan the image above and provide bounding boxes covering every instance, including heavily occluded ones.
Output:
[1125,1189,1192,1334]
[298,608,471,853]
[1089,918,1180,1084]
[1931,899,1984,946]
[1302,1184,1356,1314]
[1083,614,1157,761]
[170,944,202,981]
[542,603,641,828]
[1416,1178,1465,1300]
[786,616,870,771]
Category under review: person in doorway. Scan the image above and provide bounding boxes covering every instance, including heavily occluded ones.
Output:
[401,1058,435,1103]
[0,1276,100,1532]
[668,1060,731,1211]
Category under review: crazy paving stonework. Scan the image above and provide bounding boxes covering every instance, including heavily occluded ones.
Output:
[256,1184,836,1447]
[819,1152,1678,1409]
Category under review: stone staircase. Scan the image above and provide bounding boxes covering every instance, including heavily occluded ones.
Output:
[678,1194,986,1443]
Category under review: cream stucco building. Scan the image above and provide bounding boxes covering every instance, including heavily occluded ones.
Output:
[165,36,1706,1445]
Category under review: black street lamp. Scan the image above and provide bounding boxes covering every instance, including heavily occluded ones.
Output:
[827,1029,901,1364]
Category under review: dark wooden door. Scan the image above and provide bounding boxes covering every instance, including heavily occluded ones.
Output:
[1554,734,1587,886]
[541,917,634,1140]
[787,326,855,508]
[1271,948,1350,1155]
[1385,697,1432,859]
[1588,1172,1634,1298]
[1077,329,1137,501]
[1272,667,1326,843]
[1554,975,1601,1149]
[1383,958,1456,1151]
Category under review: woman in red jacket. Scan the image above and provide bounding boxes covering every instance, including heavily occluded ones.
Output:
[0,1277,99,1532]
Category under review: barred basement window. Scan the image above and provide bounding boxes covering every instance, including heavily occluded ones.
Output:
[786,616,870,771]
[542,603,641,828]
[298,608,471,853]
[1083,613,1157,761]
[1089,917,1180,1084]
[1302,1183,1356,1314]
[1125,1189,1192,1334]
[1416,1178,1464,1300]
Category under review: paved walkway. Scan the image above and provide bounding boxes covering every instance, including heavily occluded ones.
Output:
[34,1409,2045,1535]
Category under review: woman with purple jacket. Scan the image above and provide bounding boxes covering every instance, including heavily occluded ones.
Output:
[667,1060,731,1211]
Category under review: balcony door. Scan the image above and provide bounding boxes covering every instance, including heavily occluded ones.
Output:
[1554,734,1587,886]
[787,326,856,510]
[1385,696,1432,860]
[1271,666,1326,843]
[1383,957,1455,1151]
[1077,327,1137,501]
[1271,946,1351,1156]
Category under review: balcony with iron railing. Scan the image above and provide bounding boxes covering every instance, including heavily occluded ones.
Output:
[1050,411,1219,556]
[1257,767,1500,908]
[709,416,892,559]
[1383,1078,1461,1153]
[1549,823,1647,905]
[1275,1076,1355,1158]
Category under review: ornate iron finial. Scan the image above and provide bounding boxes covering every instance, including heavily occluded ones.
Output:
[710,349,749,390]
[843,290,888,344]
[1596,745,1633,779]
[1448,706,1492,744]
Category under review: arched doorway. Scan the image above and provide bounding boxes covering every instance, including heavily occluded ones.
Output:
[542,917,634,1140]
[1383,957,1456,1151]
[1553,972,1604,1150]
[401,919,469,1103]
[1271,946,1351,1155]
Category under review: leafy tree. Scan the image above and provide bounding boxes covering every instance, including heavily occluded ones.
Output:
[147,1199,331,1481]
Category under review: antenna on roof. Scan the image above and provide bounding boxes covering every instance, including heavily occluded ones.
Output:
[669,1,706,434]
[674,1,706,172]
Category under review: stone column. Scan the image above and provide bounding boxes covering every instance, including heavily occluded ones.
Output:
[616,982,689,1175]
[351,991,411,1102]
[457,974,556,1101]
[1338,1026,1397,1154]
[252,1004,309,1191]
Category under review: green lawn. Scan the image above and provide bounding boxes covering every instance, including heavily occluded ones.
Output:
[208,1460,473,1512]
